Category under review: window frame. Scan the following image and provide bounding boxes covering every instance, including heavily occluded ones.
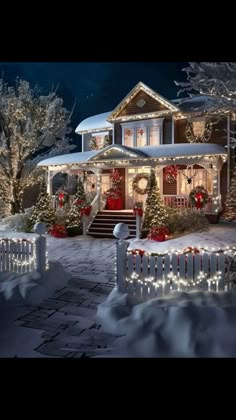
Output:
[121,118,164,147]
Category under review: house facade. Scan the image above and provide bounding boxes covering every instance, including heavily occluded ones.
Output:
[38,81,235,222]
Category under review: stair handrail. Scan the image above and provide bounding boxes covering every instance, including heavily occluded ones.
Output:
[86,193,106,234]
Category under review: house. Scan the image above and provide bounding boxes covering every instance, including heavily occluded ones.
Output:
[38,81,235,236]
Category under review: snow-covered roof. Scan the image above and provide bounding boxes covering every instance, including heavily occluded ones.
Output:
[174,95,224,114]
[75,112,113,134]
[38,143,226,167]
[136,143,227,159]
[37,151,98,167]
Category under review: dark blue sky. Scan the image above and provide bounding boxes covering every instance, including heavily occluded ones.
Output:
[0,62,188,143]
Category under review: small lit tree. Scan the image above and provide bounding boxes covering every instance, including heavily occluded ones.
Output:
[75,177,86,202]
[27,182,56,231]
[65,203,82,236]
[222,165,236,221]
[142,169,168,232]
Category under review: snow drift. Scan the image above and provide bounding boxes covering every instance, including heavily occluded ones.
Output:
[97,287,236,357]
[0,261,70,306]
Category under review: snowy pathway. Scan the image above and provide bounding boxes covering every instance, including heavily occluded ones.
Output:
[0,235,119,358]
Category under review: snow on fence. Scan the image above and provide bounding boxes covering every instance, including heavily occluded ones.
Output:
[0,224,47,274]
[116,240,229,299]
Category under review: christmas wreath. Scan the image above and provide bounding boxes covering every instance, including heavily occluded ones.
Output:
[90,137,98,150]
[189,185,209,209]
[164,165,179,183]
[132,173,149,195]
[103,135,111,147]
[185,119,212,143]
[55,190,69,208]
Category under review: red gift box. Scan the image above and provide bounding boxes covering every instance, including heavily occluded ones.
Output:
[49,224,67,238]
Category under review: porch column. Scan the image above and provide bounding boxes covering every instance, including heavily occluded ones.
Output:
[46,169,53,196]
[96,169,102,211]
[211,160,221,214]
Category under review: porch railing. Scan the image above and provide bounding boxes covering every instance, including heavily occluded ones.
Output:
[163,195,213,213]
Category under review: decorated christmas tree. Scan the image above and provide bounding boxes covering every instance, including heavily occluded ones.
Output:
[142,169,168,232]
[28,182,56,231]
[74,178,86,203]
[222,165,236,221]
[65,203,82,236]
[105,169,121,199]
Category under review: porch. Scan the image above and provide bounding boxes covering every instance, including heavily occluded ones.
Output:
[37,143,227,231]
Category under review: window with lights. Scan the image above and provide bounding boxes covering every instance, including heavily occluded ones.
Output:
[178,168,213,195]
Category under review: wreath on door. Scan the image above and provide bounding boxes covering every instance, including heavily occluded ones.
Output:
[132,173,149,195]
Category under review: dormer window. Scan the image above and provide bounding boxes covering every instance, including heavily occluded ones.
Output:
[122,118,163,147]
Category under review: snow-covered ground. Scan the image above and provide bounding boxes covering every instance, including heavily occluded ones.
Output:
[97,287,236,357]
[128,224,236,253]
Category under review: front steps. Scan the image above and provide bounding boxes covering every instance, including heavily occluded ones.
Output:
[87,211,136,238]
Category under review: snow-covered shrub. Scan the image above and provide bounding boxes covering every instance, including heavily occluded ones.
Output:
[3,207,35,232]
[166,207,209,234]
[0,260,70,305]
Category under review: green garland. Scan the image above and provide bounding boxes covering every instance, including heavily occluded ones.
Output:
[132,173,149,195]
[185,119,212,143]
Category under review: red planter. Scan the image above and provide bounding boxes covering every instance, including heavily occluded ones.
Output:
[107,197,122,210]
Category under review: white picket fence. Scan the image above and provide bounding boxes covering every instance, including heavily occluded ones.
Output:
[116,240,229,299]
[0,236,47,274]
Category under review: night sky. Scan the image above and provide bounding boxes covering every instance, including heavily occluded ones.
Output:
[0,62,188,147]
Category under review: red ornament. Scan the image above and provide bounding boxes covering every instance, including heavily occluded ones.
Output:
[131,249,145,257]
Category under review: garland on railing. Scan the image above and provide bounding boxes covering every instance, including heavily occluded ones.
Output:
[127,245,236,257]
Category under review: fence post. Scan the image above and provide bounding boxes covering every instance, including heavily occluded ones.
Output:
[113,223,130,293]
[82,215,87,235]
[34,222,47,273]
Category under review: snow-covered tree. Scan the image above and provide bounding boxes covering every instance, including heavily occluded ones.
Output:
[142,169,168,232]
[0,78,75,216]
[27,182,56,231]
[222,165,236,221]
[175,62,236,147]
